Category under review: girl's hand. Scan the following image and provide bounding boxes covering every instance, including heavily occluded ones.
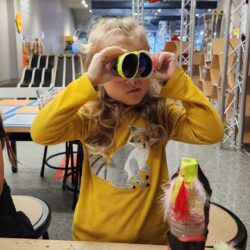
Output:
[87,46,127,87]
[152,52,178,83]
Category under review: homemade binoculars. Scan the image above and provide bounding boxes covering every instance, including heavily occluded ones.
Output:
[113,51,154,79]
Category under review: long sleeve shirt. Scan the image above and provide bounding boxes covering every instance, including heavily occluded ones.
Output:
[31,67,224,244]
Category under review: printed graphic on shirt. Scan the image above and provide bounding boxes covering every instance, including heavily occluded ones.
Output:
[90,127,150,189]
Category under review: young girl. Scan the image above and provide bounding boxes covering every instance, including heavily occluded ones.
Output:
[0,114,35,238]
[31,17,224,244]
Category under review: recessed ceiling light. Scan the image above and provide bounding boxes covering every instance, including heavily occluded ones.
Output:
[81,0,88,8]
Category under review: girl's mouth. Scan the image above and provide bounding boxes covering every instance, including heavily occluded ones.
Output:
[127,88,141,93]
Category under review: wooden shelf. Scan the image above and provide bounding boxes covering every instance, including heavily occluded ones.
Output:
[163,41,189,57]
[210,54,222,87]
[193,52,202,65]
[191,53,202,86]
[195,38,250,144]
[243,132,250,144]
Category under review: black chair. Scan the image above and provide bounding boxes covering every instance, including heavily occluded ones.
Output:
[74,54,82,79]
[55,55,64,87]
[30,55,40,68]
[65,55,73,86]
[38,55,48,68]
[42,68,52,87]
[12,195,51,239]
[47,55,55,69]
[20,68,35,87]
[31,68,44,87]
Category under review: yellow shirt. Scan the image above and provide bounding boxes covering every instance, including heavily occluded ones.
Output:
[31,68,224,244]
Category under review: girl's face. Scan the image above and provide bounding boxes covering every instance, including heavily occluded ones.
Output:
[101,36,151,106]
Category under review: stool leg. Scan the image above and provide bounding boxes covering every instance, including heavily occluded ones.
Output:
[40,146,48,177]
[42,231,49,239]
[72,163,78,210]
[62,142,70,189]
[70,143,75,186]
[72,142,83,210]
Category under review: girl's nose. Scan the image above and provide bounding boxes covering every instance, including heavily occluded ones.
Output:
[126,78,138,86]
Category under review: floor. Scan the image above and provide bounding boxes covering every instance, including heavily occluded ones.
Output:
[4,140,250,248]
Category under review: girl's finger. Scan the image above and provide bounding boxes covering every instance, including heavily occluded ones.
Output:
[105,62,115,71]
[158,52,176,68]
[99,46,128,63]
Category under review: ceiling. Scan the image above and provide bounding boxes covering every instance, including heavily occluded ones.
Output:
[62,0,218,31]
[63,0,217,10]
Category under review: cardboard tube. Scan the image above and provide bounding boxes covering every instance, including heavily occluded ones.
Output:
[116,52,138,79]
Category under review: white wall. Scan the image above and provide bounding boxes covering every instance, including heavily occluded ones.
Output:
[0,0,13,82]
[0,0,76,82]
[20,0,75,54]
[73,9,92,30]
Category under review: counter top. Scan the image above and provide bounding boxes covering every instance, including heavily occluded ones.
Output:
[0,238,167,250]
[0,238,215,250]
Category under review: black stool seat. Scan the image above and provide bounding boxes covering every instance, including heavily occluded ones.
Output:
[206,202,248,249]
[12,195,51,239]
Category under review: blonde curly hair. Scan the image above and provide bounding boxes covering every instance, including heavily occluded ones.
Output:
[80,17,171,162]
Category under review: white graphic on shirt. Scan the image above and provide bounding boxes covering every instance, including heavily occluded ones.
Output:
[90,127,150,189]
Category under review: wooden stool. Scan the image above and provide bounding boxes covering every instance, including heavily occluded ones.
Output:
[12,195,51,239]
[207,203,247,249]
